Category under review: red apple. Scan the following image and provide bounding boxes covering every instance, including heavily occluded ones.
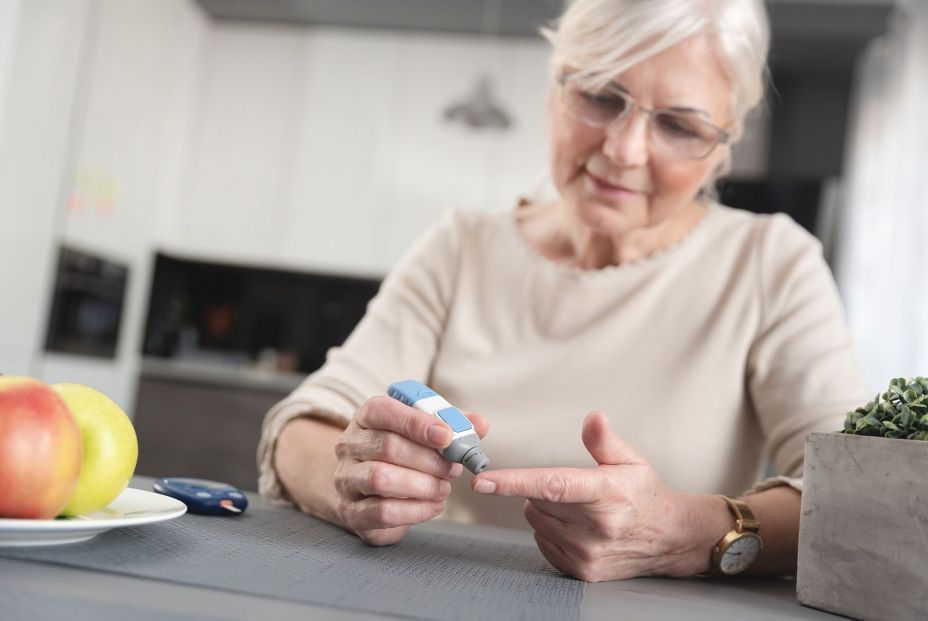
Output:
[0,376,83,519]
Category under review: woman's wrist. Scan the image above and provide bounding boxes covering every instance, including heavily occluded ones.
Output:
[274,416,344,526]
[660,492,734,576]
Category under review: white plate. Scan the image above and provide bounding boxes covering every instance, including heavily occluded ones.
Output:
[0,487,186,547]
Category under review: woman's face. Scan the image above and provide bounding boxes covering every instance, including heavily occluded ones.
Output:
[548,33,734,235]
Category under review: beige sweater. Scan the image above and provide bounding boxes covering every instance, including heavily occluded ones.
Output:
[257,203,868,529]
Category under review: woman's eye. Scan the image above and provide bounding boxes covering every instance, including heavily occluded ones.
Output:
[581,92,625,111]
[656,114,700,138]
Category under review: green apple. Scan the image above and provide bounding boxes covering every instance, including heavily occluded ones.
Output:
[52,383,138,516]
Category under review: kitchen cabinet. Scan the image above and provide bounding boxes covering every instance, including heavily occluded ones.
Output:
[165,23,304,267]
[133,359,302,491]
[168,25,550,275]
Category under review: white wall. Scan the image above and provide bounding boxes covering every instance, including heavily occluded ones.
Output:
[0,0,93,376]
[0,0,22,125]
[14,0,208,415]
[161,25,553,276]
[160,22,305,269]
[370,33,550,268]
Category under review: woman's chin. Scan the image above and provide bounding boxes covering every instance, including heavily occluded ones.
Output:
[575,199,643,235]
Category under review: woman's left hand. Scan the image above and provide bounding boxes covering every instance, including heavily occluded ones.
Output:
[471,411,715,582]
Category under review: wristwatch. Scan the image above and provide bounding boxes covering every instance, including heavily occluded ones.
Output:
[711,495,763,575]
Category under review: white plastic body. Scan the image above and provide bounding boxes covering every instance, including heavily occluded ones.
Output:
[411,395,474,441]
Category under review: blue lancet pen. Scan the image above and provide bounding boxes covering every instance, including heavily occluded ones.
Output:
[387,380,490,474]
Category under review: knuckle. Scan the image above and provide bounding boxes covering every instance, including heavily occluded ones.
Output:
[333,464,351,494]
[401,413,419,441]
[334,433,352,459]
[377,432,398,461]
[589,514,616,539]
[333,472,347,496]
[370,395,393,408]
[356,399,374,422]
[357,397,389,427]
[542,474,569,503]
[373,500,397,527]
[335,498,353,526]
[435,478,451,500]
[352,499,377,529]
[366,462,390,494]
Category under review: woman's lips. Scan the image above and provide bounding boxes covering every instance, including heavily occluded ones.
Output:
[585,170,641,199]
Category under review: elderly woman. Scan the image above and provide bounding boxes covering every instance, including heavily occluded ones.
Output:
[258,0,868,581]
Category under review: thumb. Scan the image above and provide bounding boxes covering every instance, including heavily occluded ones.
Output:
[582,411,645,466]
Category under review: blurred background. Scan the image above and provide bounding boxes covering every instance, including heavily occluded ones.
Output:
[1,0,925,488]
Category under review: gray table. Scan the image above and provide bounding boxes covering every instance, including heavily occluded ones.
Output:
[0,478,839,621]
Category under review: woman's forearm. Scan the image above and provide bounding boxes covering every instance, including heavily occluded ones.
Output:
[741,485,801,575]
[273,416,345,526]
[678,485,800,576]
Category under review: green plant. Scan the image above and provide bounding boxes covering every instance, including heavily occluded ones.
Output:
[843,377,928,440]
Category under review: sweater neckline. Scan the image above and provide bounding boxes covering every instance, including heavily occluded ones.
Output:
[505,201,721,279]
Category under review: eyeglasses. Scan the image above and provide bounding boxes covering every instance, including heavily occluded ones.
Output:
[558,72,731,160]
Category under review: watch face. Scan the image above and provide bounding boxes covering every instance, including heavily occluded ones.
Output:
[720,534,762,575]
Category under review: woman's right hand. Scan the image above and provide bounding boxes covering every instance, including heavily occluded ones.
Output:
[333,395,488,546]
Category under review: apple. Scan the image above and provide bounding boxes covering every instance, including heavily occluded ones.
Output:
[53,383,138,517]
[0,376,83,519]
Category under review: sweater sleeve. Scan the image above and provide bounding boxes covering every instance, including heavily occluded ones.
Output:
[256,211,464,501]
[746,214,870,480]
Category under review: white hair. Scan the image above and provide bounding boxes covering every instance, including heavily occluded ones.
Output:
[542,0,770,138]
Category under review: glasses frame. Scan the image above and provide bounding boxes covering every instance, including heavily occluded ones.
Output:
[557,72,731,160]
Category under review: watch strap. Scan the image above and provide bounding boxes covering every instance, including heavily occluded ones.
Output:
[709,496,763,575]
[720,495,760,534]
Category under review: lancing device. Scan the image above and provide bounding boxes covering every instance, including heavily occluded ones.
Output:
[387,380,490,474]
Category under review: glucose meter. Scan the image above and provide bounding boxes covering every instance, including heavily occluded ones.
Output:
[153,477,248,516]
[387,380,490,474]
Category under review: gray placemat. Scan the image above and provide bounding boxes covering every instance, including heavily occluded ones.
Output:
[0,499,583,621]
[0,584,219,621]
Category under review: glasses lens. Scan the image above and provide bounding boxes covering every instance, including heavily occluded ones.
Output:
[652,112,722,158]
[563,83,629,127]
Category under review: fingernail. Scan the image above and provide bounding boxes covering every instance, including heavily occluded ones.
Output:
[449,463,464,478]
[474,480,497,494]
[428,424,449,444]
[439,480,452,498]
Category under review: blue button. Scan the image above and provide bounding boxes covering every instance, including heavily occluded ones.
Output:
[417,389,437,399]
[437,407,472,433]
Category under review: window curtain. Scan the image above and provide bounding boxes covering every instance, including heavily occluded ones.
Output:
[833,0,928,392]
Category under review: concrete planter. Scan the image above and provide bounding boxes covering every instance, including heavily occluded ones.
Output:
[797,432,928,620]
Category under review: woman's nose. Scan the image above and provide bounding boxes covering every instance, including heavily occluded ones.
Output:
[601,114,650,167]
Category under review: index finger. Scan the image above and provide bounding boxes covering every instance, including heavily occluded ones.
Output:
[472,467,604,504]
[355,396,452,449]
